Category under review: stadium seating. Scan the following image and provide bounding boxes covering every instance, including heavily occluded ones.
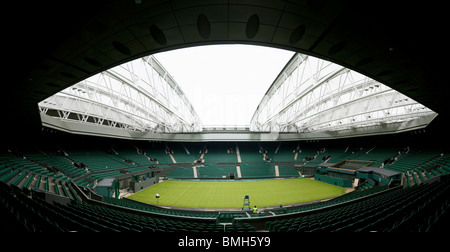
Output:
[201,142,238,163]
[138,142,173,164]
[239,163,275,178]
[261,142,294,162]
[166,142,199,163]
[237,142,265,162]
[166,167,194,179]
[277,165,301,177]
[263,176,450,232]
[112,145,153,166]
[1,136,449,232]
[197,164,238,179]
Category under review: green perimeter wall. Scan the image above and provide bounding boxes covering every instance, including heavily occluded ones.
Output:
[314,173,353,187]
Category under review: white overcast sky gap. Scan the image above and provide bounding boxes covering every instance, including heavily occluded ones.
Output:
[154,44,295,127]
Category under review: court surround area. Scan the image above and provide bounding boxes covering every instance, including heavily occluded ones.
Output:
[127,178,346,210]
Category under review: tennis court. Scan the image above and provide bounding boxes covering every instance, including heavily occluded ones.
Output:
[127,178,346,209]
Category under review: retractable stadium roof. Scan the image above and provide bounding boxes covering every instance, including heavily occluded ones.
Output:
[38,48,437,141]
[39,55,202,138]
[250,53,437,138]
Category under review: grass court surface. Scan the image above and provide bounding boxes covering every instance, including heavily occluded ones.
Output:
[127,178,346,209]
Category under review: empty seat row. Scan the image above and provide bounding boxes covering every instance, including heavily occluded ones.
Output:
[264,175,450,232]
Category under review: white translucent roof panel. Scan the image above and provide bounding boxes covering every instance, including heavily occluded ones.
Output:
[39,56,202,133]
[250,53,438,135]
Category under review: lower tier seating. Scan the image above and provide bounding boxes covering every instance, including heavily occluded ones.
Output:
[263,176,449,232]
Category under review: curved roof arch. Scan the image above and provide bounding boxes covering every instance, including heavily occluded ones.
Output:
[250,53,437,137]
[39,55,202,134]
